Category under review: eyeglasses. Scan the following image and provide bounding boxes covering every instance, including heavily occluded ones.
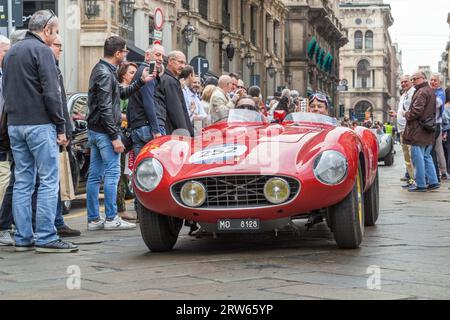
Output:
[120,49,130,54]
[53,43,62,49]
[44,9,56,29]
[411,77,423,81]
[237,86,246,90]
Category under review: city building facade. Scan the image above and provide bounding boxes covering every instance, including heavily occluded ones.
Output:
[438,13,450,87]
[338,0,400,123]
[283,0,348,115]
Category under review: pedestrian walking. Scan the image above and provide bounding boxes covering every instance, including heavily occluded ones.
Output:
[86,35,154,231]
[155,51,194,136]
[2,10,77,252]
[430,73,447,180]
[403,71,439,192]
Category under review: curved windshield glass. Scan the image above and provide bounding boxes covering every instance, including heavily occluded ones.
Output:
[284,112,338,126]
[227,109,266,124]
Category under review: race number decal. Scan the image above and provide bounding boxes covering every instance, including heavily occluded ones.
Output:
[189,145,247,164]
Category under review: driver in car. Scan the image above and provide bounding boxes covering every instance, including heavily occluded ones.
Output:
[308,92,329,116]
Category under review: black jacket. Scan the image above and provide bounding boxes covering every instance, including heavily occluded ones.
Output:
[57,64,73,140]
[155,69,194,136]
[127,65,161,133]
[2,31,65,134]
[87,59,145,140]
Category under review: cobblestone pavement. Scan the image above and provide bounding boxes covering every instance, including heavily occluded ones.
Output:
[1,145,450,300]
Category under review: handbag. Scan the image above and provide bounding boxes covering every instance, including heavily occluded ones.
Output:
[59,149,76,201]
[419,116,436,133]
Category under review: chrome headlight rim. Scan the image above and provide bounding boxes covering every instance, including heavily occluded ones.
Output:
[263,177,291,205]
[180,181,207,208]
[313,150,348,186]
[135,158,164,193]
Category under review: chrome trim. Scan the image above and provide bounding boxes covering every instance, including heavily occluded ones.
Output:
[170,175,301,211]
[313,151,349,186]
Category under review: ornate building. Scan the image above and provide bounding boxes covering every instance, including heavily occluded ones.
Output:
[438,13,450,87]
[338,0,401,123]
[283,0,348,115]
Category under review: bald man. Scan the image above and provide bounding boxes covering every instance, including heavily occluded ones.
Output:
[209,75,244,123]
[155,51,194,136]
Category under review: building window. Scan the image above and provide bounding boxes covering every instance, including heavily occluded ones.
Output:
[222,0,230,31]
[241,0,245,36]
[354,31,363,49]
[149,15,155,45]
[182,0,190,10]
[251,5,257,45]
[199,0,208,20]
[274,20,280,56]
[357,59,371,89]
[355,18,362,25]
[365,30,373,50]
[198,39,207,58]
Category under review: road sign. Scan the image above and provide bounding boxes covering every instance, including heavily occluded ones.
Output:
[0,0,23,28]
[340,79,348,86]
[337,85,348,92]
[154,8,164,31]
[153,30,163,40]
[190,56,209,78]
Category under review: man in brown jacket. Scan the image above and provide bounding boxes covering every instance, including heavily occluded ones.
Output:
[403,71,439,192]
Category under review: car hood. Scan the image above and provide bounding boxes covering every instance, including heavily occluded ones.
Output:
[141,123,331,179]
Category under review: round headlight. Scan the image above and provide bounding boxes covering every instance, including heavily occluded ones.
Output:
[135,158,163,192]
[313,150,348,185]
[180,181,206,208]
[264,178,291,205]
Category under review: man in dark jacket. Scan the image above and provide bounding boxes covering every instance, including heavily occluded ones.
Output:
[403,71,439,192]
[155,51,194,137]
[2,10,78,253]
[127,44,164,155]
[86,36,154,231]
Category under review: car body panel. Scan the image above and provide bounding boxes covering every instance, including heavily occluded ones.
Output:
[134,112,379,224]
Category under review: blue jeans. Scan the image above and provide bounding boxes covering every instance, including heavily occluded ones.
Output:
[55,192,65,229]
[86,130,120,222]
[411,145,439,188]
[131,125,154,156]
[8,124,59,246]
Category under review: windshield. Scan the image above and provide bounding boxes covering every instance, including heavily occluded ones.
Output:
[284,112,338,126]
[227,109,266,124]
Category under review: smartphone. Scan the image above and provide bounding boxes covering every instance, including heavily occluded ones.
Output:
[148,61,156,74]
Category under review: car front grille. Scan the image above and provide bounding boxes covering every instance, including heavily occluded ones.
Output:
[171,175,300,209]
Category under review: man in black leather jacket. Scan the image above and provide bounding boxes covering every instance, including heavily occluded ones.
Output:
[86,36,155,231]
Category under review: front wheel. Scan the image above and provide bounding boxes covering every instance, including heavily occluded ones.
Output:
[137,202,183,252]
[329,161,365,249]
[383,150,394,166]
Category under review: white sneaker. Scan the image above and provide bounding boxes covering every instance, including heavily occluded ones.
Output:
[0,230,14,246]
[104,216,136,231]
[88,218,105,231]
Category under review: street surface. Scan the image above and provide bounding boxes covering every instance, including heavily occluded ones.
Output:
[1,145,450,300]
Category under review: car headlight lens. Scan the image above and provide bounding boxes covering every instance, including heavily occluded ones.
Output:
[180,181,206,207]
[135,158,163,192]
[264,178,291,204]
[313,151,348,185]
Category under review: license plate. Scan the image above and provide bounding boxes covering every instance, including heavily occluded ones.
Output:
[217,219,260,231]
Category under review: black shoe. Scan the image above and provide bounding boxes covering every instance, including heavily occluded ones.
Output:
[15,243,35,252]
[427,183,441,190]
[441,173,447,180]
[408,185,427,193]
[57,225,81,237]
[35,239,78,253]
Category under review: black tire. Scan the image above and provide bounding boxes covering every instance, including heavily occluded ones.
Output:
[383,148,394,166]
[137,201,183,252]
[364,170,379,226]
[62,200,72,215]
[329,161,365,249]
[124,175,134,200]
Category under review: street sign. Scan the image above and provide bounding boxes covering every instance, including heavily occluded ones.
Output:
[190,56,209,78]
[153,30,163,40]
[154,8,164,31]
[0,0,22,28]
[340,79,348,86]
[337,85,348,92]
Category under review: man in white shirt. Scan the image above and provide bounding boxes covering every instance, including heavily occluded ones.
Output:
[392,75,416,187]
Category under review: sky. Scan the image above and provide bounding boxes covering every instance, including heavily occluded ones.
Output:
[384,0,450,75]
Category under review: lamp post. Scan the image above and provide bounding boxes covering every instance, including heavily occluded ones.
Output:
[286,72,293,85]
[245,49,254,68]
[119,0,135,21]
[267,62,276,78]
[182,21,196,47]
[226,43,235,61]
[83,0,99,19]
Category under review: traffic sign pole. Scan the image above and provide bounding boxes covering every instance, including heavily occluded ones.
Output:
[7,0,12,37]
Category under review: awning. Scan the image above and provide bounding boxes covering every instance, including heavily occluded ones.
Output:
[126,43,145,63]
[307,37,317,59]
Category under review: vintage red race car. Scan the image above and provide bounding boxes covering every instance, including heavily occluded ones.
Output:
[133,110,379,252]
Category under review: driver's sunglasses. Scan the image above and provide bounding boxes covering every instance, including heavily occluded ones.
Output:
[309,93,329,105]
[44,9,56,28]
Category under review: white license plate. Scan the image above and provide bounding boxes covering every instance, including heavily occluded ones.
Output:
[217,219,260,231]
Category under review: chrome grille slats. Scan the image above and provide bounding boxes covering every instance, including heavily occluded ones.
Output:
[172,175,300,209]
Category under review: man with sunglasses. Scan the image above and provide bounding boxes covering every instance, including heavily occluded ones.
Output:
[2,10,78,252]
[403,71,439,192]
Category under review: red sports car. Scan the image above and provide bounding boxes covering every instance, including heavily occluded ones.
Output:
[133,110,379,252]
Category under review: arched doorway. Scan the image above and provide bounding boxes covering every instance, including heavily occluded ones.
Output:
[354,101,373,122]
